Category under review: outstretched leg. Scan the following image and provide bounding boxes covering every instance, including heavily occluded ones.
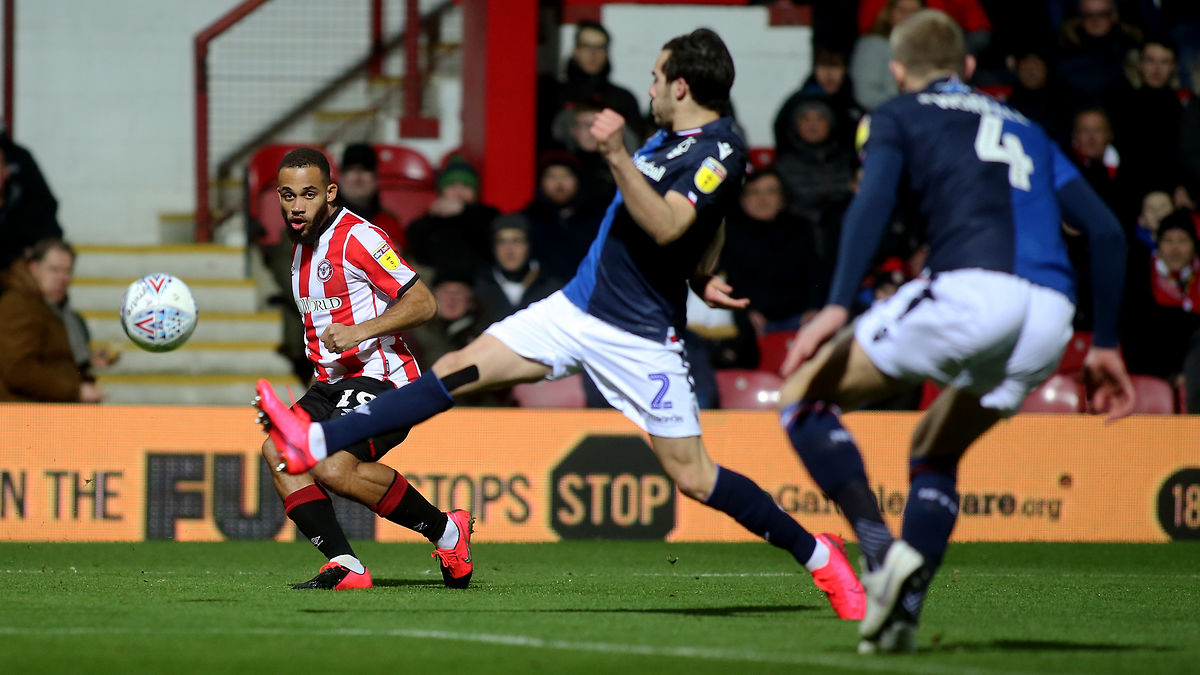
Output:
[257,334,552,473]
[650,434,865,620]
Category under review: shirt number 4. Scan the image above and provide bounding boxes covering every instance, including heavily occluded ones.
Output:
[974,113,1033,192]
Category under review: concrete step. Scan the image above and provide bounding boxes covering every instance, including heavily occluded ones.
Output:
[71,277,260,313]
[74,244,246,280]
[83,310,284,345]
[98,373,305,407]
[100,342,293,376]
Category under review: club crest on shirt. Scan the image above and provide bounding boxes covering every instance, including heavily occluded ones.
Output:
[316,259,333,282]
[372,242,400,270]
[693,157,726,194]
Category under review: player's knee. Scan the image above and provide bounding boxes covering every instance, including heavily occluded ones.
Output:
[310,454,355,495]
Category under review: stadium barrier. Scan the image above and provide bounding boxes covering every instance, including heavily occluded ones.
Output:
[1,405,1196,543]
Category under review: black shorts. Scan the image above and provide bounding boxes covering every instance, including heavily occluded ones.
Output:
[292,377,411,462]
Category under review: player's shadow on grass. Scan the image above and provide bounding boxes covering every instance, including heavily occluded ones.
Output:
[537,604,816,617]
[370,578,447,588]
[927,638,1177,654]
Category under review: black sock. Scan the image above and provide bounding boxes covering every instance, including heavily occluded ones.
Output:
[371,471,450,543]
[284,484,355,560]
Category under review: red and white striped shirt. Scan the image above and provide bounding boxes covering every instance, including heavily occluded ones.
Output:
[291,208,422,384]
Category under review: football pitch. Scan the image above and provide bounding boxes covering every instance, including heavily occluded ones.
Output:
[1,541,1196,674]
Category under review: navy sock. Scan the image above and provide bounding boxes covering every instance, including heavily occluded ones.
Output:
[901,464,959,568]
[899,463,959,621]
[321,373,454,453]
[705,466,817,565]
[783,401,889,566]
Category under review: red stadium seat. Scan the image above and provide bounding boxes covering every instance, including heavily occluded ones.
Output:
[1056,331,1092,374]
[511,374,586,408]
[369,144,439,229]
[1129,374,1177,414]
[716,369,783,410]
[756,330,794,374]
[1020,373,1085,413]
[245,144,337,247]
[748,147,776,170]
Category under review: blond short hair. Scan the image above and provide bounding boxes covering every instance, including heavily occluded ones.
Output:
[890,9,966,79]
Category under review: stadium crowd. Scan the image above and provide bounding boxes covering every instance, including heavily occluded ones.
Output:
[369,0,1198,411]
[5,0,1199,412]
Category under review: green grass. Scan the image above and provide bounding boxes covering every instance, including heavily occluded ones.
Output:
[0,542,1196,674]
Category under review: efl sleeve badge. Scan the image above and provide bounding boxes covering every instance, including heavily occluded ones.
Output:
[693,156,727,195]
[372,242,401,270]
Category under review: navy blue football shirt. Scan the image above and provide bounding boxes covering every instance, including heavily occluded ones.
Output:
[563,117,746,342]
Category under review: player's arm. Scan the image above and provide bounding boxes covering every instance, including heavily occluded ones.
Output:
[781,143,903,374]
[1055,169,1136,419]
[689,223,750,310]
[322,278,436,354]
[592,109,698,245]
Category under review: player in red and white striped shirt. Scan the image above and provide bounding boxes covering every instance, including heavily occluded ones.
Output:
[260,148,473,590]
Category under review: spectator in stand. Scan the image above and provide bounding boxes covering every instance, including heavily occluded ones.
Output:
[0,138,61,265]
[336,143,406,251]
[1105,37,1186,199]
[405,267,486,369]
[858,0,992,55]
[773,98,856,289]
[683,287,759,410]
[522,151,604,282]
[1121,210,1200,410]
[404,155,499,282]
[474,214,562,327]
[27,239,117,383]
[1065,107,1135,331]
[774,47,864,151]
[1157,0,1200,91]
[0,253,103,403]
[551,101,639,208]
[1056,0,1143,104]
[851,0,925,111]
[1176,60,1200,200]
[722,168,818,334]
[540,20,644,150]
[1068,107,1135,221]
[1131,190,1176,252]
[1006,45,1073,145]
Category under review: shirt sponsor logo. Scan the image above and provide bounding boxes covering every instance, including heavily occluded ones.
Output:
[693,156,727,194]
[317,258,334,282]
[717,141,733,160]
[297,296,343,314]
[372,242,400,270]
[666,137,696,159]
[635,155,667,182]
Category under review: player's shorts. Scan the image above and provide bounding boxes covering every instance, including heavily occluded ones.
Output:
[293,376,411,461]
[485,291,702,437]
[855,268,1075,416]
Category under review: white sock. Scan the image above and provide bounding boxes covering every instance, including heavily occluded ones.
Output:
[308,423,329,461]
[435,516,460,550]
[330,554,365,574]
[804,538,831,572]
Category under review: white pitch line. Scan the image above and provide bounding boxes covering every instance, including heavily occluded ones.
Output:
[0,625,1042,675]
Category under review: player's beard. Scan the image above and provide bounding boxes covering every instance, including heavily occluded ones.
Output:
[286,206,331,247]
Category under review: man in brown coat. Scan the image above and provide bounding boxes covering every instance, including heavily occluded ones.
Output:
[0,257,102,402]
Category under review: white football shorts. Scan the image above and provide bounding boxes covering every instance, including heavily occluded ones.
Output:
[486,291,702,437]
[855,268,1076,415]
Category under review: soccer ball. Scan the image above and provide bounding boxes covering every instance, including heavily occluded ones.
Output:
[119,274,198,352]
